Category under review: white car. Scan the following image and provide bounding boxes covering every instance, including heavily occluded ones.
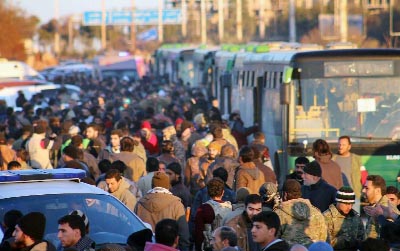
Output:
[0,169,151,248]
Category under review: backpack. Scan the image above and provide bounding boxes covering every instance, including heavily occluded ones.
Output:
[205,199,232,231]
[202,200,232,251]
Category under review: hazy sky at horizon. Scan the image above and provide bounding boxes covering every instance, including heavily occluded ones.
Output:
[15,0,159,23]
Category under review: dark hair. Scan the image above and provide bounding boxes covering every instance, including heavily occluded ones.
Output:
[105,169,122,181]
[16,149,29,162]
[63,145,79,159]
[252,211,281,237]
[312,139,331,155]
[7,161,21,170]
[58,215,86,237]
[161,140,174,154]
[210,124,223,139]
[146,157,159,172]
[245,194,263,207]
[366,175,387,195]
[218,226,238,246]
[282,179,302,200]
[239,146,254,163]
[71,135,83,147]
[87,123,99,132]
[110,129,123,138]
[207,178,225,198]
[120,137,135,152]
[294,156,309,165]
[155,219,178,247]
[111,160,127,173]
[127,228,153,251]
[3,209,22,229]
[212,167,228,183]
[386,186,399,196]
[98,159,112,174]
[338,135,351,145]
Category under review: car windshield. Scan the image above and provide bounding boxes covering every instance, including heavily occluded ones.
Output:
[0,193,147,247]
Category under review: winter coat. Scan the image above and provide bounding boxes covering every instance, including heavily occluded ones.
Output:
[302,179,337,212]
[314,153,343,189]
[114,151,146,182]
[235,162,265,194]
[28,240,56,251]
[144,242,179,251]
[274,198,327,247]
[323,204,365,251]
[135,188,190,251]
[224,212,261,251]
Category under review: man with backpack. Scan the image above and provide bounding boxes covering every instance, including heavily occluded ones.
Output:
[194,178,232,251]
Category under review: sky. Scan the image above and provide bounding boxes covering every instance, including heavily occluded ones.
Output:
[15,0,158,23]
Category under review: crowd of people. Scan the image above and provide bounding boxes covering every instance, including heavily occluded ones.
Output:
[0,74,399,251]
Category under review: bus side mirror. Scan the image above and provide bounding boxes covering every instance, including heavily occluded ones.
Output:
[283,66,293,84]
[222,72,232,87]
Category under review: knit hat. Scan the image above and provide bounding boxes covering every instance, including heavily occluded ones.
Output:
[152,171,170,189]
[167,162,182,175]
[70,210,89,229]
[336,186,356,204]
[259,182,278,203]
[18,212,46,240]
[308,241,333,251]
[303,161,322,177]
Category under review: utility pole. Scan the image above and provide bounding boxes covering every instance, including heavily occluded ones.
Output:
[101,0,106,50]
[236,0,243,42]
[54,0,60,56]
[259,0,265,39]
[201,0,206,44]
[130,0,136,53]
[158,0,163,42]
[68,17,73,52]
[289,0,296,42]
[182,0,187,38]
[340,0,348,42]
[218,0,224,42]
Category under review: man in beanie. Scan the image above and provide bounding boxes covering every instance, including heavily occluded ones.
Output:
[323,186,365,251]
[166,162,192,208]
[301,160,337,212]
[134,171,190,251]
[13,212,56,251]
[274,179,327,248]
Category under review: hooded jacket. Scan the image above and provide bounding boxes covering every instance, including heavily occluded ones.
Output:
[314,153,343,189]
[274,198,327,247]
[135,188,190,251]
[110,178,137,211]
[144,242,179,251]
[235,162,265,194]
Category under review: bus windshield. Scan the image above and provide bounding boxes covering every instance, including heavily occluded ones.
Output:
[290,76,400,143]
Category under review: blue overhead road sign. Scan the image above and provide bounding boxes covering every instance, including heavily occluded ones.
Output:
[83,9,182,26]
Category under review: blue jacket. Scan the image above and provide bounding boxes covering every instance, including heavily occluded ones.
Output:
[301,179,337,212]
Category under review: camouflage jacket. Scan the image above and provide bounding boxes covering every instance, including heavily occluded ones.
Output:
[323,204,365,251]
[274,198,327,247]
